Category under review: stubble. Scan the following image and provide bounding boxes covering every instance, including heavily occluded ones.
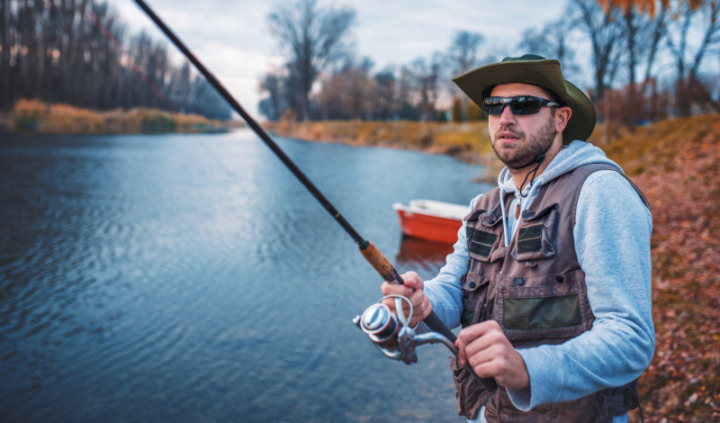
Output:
[491,114,557,170]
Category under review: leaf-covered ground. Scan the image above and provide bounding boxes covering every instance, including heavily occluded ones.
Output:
[262,114,720,421]
[605,114,720,422]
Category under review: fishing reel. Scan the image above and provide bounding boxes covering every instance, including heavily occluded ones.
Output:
[353,295,457,365]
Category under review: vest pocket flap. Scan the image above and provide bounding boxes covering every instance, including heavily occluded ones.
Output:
[467,228,498,259]
[517,224,544,254]
[521,202,559,221]
[512,205,559,262]
[461,270,489,292]
[503,295,582,331]
[466,212,503,262]
[496,276,591,342]
[465,206,503,229]
[480,212,503,227]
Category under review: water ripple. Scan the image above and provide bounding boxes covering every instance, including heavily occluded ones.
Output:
[0,132,485,422]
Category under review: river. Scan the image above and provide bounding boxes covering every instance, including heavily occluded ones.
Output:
[0,129,492,422]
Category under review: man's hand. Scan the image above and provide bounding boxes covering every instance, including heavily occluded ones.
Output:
[380,271,432,327]
[456,320,530,390]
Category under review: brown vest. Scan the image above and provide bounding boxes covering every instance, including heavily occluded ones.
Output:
[453,164,645,422]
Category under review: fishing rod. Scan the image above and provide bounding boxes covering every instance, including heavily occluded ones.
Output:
[133,0,495,392]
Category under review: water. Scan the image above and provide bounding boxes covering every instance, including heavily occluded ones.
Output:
[0,129,492,422]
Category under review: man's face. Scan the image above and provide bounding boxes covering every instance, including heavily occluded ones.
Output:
[487,83,559,170]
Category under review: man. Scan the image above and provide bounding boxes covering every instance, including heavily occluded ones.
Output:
[381,55,654,422]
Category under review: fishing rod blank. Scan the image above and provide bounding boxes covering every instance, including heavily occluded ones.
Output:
[133,0,496,392]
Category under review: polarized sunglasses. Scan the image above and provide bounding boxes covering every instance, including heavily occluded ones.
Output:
[482,96,561,115]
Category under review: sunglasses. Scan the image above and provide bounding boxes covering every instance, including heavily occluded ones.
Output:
[482,96,561,115]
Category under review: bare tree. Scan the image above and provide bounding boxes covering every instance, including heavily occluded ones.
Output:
[168,62,192,113]
[518,23,581,83]
[0,0,227,120]
[316,57,375,120]
[569,0,627,101]
[641,3,668,83]
[448,31,484,75]
[665,0,720,115]
[372,66,400,120]
[267,0,355,121]
[409,53,443,121]
[396,66,421,120]
[447,30,485,121]
[0,0,10,107]
[258,70,288,121]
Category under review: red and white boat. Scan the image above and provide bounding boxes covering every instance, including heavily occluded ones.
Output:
[393,200,468,244]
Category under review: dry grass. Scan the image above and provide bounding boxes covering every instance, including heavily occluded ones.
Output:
[264,119,496,172]
[266,114,720,422]
[607,113,720,422]
[4,106,718,420]
[264,119,613,183]
[8,99,232,134]
[12,99,107,133]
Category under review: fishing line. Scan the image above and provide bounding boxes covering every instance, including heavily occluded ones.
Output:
[84,5,174,111]
[132,0,497,392]
[133,0,366,248]
[86,4,244,188]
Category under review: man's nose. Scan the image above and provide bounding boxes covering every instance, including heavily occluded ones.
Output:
[498,104,518,124]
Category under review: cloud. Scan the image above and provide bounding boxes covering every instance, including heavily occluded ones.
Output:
[115,0,571,116]
[191,41,283,119]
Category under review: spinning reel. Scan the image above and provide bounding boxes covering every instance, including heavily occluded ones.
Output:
[353,295,457,365]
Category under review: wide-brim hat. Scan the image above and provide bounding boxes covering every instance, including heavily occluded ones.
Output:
[452,54,596,144]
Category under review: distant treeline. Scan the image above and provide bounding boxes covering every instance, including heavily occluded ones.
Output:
[259,0,720,130]
[0,0,231,120]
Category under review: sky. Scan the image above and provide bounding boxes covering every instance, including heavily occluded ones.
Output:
[114,0,569,118]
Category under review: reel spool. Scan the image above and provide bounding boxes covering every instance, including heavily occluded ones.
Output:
[353,295,457,365]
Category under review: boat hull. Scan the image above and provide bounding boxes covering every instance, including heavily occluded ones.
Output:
[395,208,463,244]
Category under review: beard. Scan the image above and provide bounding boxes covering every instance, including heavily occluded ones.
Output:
[491,115,556,170]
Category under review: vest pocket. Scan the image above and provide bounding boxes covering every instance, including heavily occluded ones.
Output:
[466,209,503,262]
[503,295,581,331]
[495,271,590,343]
[511,203,559,262]
[450,356,492,420]
[467,227,497,258]
[460,271,490,327]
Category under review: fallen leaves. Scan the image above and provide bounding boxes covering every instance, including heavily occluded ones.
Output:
[606,113,720,422]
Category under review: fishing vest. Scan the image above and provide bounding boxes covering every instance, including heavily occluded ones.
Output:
[452,163,647,422]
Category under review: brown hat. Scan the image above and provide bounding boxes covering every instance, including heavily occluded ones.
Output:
[452,54,596,144]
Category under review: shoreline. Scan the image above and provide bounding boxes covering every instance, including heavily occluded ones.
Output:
[1,99,241,135]
[262,119,505,182]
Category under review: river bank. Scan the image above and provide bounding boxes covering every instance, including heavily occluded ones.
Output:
[605,113,720,421]
[262,119,611,182]
[1,99,239,134]
[264,119,506,182]
[267,113,720,422]
[2,103,718,420]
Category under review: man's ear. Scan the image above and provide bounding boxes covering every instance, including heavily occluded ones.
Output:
[555,106,572,133]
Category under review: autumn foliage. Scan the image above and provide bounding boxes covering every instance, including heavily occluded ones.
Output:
[598,0,707,16]
[265,119,494,158]
[269,113,720,421]
[605,114,720,421]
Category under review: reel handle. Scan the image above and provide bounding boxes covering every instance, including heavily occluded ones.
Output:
[360,241,498,392]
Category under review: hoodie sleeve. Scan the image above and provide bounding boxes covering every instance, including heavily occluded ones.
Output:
[507,170,655,410]
[422,195,481,329]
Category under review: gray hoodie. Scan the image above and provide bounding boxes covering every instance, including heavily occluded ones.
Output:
[424,141,654,421]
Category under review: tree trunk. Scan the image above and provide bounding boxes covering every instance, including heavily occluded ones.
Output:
[625,8,637,130]
[0,0,10,108]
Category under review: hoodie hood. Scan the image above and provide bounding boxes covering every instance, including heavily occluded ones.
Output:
[497,140,622,196]
[496,140,623,247]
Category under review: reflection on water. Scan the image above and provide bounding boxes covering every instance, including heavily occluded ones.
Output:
[395,237,456,276]
[0,130,490,422]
